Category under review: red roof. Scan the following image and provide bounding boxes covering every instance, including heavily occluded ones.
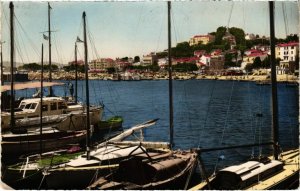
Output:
[248,52,267,57]
[174,57,199,63]
[193,35,210,38]
[277,42,298,47]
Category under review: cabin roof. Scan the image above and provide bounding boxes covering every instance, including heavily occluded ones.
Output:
[1,82,64,92]
[21,97,66,103]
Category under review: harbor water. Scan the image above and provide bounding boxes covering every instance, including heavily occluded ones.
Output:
[14,79,299,174]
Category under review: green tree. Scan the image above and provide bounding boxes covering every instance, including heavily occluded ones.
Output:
[214,26,227,45]
[229,27,246,45]
[106,67,116,74]
[252,57,262,68]
[133,56,140,63]
[63,64,85,73]
[22,63,41,71]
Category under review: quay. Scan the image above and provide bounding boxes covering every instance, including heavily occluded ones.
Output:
[28,71,299,83]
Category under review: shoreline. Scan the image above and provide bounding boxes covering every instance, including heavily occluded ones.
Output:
[28,71,299,84]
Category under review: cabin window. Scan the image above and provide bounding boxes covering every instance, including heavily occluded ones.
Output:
[42,105,48,112]
[50,102,57,110]
[30,103,37,109]
[25,104,32,109]
[58,102,67,109]
[19,103,26,109]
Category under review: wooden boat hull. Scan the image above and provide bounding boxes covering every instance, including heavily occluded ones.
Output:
[88,150,198,190]
[1,130,86,156]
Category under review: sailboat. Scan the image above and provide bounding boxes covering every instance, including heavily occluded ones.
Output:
[190,2,299,190]
[2,11,171,190]
[1,2,87,157]
[1,2,104,133]
[87,2,198,190]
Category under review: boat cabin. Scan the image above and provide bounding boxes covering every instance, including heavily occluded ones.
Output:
[203,158,283,189]
[1,97,83,129]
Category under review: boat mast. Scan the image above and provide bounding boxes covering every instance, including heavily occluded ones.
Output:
[40,44,44,154]
[83,11,91,160]
[0,41,5,86]
[75,42,78,104]
[269,1,279,160]
[9,2,15,128]
[167,1,174,148]
[48,2,53,96]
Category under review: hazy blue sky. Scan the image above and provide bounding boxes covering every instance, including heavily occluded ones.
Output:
[1,1,298,65]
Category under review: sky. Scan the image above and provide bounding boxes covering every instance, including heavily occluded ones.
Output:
[1,1,299,65]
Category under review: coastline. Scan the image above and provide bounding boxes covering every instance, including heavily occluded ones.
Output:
[28,71,299,84]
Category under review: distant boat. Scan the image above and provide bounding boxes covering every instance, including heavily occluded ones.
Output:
[95,116,123,132]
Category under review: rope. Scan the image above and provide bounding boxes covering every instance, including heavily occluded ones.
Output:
[213,80,235,174]
[197,80,216,148]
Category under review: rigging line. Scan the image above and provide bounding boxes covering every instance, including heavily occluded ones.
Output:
[128,3,144,57]
[197,80,217,148]
[14,14,40,58]
[213,80,235,174]
[14,21,28,64]
[171,9,178,45]
[282,2,289,36]
[52,33,63,65]
[227,2,234,28]
[155,5,165,52]
[247,82,255,157]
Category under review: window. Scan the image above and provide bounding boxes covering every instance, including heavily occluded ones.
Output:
[50,102,57,110]
[30,103,37,109]
[58,102,67,109]
[291,46,294,49]
[291,57,294,61]
[25,104,31,109]
[291,51,293,54]
[19,103,26,109]
[42,105,48,112]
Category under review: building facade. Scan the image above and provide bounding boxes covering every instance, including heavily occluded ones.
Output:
[189,34,215,46]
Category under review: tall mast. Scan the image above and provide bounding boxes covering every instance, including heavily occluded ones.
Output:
[168,1,174,148]
[1,41,5,86]
[48,2,53,96]
[269,1,279,160]
[83,11,91,160]
[40,44,44,154]
[9,2,15,128]
[75,42,78,104]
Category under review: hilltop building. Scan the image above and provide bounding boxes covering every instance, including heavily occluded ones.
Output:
[189,34,215,46]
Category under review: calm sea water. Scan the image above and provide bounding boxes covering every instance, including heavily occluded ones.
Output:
[15,79,299,173]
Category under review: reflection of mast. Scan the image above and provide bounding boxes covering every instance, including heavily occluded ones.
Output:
[269,1,279,160]
[167,1,173,148]
[83,11,91,160]
[10,2,15,128]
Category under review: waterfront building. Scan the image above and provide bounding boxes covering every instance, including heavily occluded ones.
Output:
[172,57,198,65]
[189,34,215,46]
[275,42,299,74]
[89,58,115,71]
[142,52,158,66]
[242,50,268,65]
[199,54,211,66]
